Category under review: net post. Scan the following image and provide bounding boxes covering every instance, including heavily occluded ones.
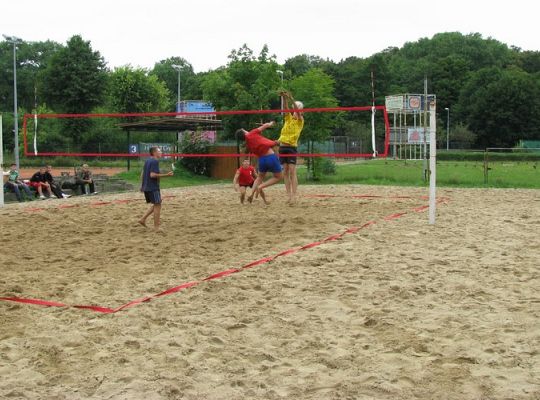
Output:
[483,148,489,184]
[0,113,4,208]
[22,114,28,156]
[127,130,131,171]
[428,100,437,224]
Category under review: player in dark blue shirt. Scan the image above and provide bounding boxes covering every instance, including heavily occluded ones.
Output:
[138,147,174,232]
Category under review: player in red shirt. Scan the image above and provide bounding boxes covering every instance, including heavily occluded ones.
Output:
[237,121,283,204]
[233,159,258,204]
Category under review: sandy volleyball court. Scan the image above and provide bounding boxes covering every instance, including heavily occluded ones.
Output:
[0,184,538,399]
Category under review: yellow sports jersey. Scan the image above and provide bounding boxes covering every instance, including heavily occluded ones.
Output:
[278,113,304,147]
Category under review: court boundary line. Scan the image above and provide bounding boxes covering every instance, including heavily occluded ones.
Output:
[1,195,449,314]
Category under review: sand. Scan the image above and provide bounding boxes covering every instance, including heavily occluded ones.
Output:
[0,184,539,399]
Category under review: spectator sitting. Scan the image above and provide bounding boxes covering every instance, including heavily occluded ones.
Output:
[29,166,54,199]
[3,163,34,202]
[75,164,98,195]
[45,165,71,199]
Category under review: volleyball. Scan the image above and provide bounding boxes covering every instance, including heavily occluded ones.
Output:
[295,101,304,109]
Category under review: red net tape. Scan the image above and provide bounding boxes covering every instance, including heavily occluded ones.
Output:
[24,106,390,158]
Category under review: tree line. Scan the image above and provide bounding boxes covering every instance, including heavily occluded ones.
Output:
[1,32,539,156]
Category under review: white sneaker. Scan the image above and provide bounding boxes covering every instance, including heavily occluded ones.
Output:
[62,193,72,198]
[91,191,99,195]
[39,195,46,200]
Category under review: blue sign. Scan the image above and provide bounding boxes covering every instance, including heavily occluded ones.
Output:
[129,144,139,154]
[139,143,174,159]
[176,100,215,113]
[186,101,214,113]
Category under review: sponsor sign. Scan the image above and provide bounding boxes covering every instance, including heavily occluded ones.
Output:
[408,96,421,110]
[385,95,404,110]
[407,128,430,144]
[139,143,174,159]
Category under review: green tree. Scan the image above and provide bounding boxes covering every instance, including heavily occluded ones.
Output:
[289,68,338,180]
[40,35,107,145]
[1,39,63,152]
[41,35,106,113]
[0,40,62,112]
[513,50,540,74]
[438,122,476,149]
[283,54,328,78]
[201,44,281,139]
[387,32,514,104]
[107,66,170,113]
[289,68,338,142]
[330,51,392,110]
[458,66,540,147]
[150,57,195,109]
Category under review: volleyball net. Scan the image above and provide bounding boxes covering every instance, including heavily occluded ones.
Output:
[22,106,390,158]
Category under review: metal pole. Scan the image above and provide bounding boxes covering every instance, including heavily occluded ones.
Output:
[277,70,284,110]
[172,64,183,110]
[423,79,428,181]
[12,41,19,169]
[3,35,22,168]
[178,68,181,104]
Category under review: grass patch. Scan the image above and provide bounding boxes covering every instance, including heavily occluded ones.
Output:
[110,159,539,190]
[116,164,227,189]
[297,160,540,189]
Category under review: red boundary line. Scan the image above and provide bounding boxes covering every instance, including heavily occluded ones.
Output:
[23,106,390,158]
[1,194,448,314]
[21,193,449,214]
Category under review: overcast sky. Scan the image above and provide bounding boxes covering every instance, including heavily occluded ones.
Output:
[3,0,538,72]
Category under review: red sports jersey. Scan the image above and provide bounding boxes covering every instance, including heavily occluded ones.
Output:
[245,128,276,157]
[237,165,255,185]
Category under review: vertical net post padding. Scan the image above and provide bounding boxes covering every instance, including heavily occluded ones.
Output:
[428,100,437,224]
[370,67,377,157]
[371,106,377,157]
[0,113,4,208]
[33,113,38,155]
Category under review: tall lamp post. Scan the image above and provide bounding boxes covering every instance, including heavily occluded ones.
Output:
[276,69,284,109]
[172,64,183,111]
[444,107,450,150]
[3,34,23,168]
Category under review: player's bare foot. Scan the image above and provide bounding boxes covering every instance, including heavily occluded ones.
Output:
[259,189,270,205]
[138,220,147,228]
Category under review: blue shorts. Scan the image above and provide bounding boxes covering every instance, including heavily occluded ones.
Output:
[144,190,162,204]
[258,154,282,173]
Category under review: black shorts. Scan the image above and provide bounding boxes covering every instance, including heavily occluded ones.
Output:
[144,190,162,204]
[279,145,298,165]
[240,183,254,188]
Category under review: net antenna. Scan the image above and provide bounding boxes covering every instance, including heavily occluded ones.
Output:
[33,85,38,155]
[33,111,38,155]
[370,65,377,158]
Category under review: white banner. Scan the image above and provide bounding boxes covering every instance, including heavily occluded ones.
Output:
[385,95,404,111]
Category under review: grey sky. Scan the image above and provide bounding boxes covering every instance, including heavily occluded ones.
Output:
[3,0,538,72]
